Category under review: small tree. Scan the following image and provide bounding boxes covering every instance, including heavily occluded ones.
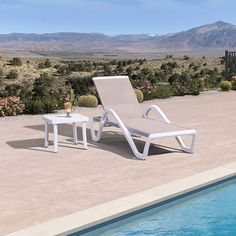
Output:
[183,55,190,60]
[38,62,45,69]
[117,63,124,73]
[44,58,52,68]
[103,64,112,75]
[5,84,22,96]
[6,70,18,79]
[32,72,54,97]
[0,69,3,88]
[9,57,22,66]
[38,59,52,69]
[0,68,3,78]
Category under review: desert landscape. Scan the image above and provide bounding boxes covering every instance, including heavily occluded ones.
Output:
[0,21,236,59]
[0,54,226,116]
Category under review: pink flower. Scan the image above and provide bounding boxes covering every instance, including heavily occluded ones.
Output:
[0,96,24,117]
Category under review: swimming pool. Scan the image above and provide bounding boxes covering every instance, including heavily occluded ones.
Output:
[71,177,236,236]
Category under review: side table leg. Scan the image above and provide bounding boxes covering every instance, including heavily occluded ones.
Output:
[53,124,58,153]
[44,121,49,147]
[82,122,87,149]
[73,122,78,144]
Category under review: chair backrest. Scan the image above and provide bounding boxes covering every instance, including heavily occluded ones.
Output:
[93,76,143,119]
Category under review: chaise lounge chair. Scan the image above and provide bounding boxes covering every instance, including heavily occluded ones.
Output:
[91,76,196,160]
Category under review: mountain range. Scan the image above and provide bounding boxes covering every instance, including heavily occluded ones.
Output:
[0,21,235,58]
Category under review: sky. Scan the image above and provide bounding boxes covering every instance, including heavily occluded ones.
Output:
[0,0,236,35]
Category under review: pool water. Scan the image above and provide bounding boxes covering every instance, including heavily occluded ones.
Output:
[71,178,236,236]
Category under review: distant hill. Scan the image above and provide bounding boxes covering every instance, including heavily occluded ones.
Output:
[0,21,235,58]
[159,21,236,48]
[0,32,109,43]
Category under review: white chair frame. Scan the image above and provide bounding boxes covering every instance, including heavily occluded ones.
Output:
[91,105,196,160]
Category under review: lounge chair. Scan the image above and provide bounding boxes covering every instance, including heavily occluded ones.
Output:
[91,76,196,160]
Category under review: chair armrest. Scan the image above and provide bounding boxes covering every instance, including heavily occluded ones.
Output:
[143,105,171,123]
[102,108,128,131]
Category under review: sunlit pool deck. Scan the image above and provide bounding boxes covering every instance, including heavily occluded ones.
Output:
[1,91,236,235]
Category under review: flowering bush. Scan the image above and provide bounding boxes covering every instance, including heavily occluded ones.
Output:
[133,80,155,100]
[0,96,24,117]
[63,88,76,104]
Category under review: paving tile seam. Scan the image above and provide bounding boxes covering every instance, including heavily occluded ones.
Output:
[6,161,236,236]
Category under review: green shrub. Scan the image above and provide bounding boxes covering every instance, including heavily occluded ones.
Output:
[220,81,232,91]
[153,85,172,99]
[183,55,190,60]
[53,64,60,69]
[41,97,57,113]
[204,76,222,89]
[6,70,18,79]
[4,81,32,100]
[24,99,43,114]
[5,84,22,96]
[50,89,67,109]
[24,97,57,114]
[230,76,236,82]
[9,57,22,66]
[44,59,52,68]
[134,89,144,103]
[77,95,98,107]
[38,59,52,69]
[185,79,204,96]
[32,73,54,97]
[0,68,3,78]
[169,74,203,96]
[57,65,71,75]
[231,81,236,90]
[38,63,45,69]
[171,82,187,96]
[67,76,93,95]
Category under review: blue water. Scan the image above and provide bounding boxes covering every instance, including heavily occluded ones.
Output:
[71,178,236,236]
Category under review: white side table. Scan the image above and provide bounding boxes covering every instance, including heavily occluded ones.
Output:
[42,113,89,152]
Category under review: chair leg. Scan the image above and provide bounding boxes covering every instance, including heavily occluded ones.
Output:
[122,129,151,160]
[91,116,150,160]
[90,117,105,142]
[176,133,196,153]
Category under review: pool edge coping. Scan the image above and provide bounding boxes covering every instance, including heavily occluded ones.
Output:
[6,161,236,236]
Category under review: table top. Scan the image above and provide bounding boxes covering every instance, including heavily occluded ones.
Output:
[42,113,89,124]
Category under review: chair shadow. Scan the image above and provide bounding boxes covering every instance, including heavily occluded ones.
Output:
[93,130,181,160]
[6,124,181,159]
